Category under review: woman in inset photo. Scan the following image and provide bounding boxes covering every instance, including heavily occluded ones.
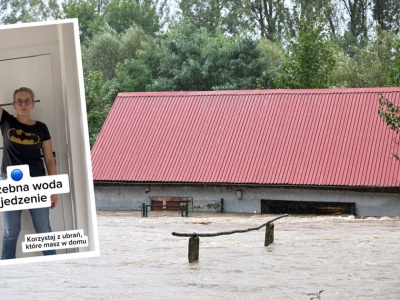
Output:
[0,87,58,259]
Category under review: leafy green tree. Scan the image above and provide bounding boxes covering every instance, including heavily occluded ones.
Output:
[108,22,212,92]
[179,0,252,36]
[321,1,344,38]
[329,49,365,88]
[373,29,400,86]
[83,25,122,81]
[291,0,342,38]
[92,0,111,14]
[340,0,371,40]
[377,37,400,159]
[119,25,153,60]
[373,0,400,33]
[90,27,158,100]
[62,0,106,44]
[330,29,400,87]
[389,38,400,86]
[199,33,270,90]
[0,0,62,24]
[105,0,164,35]
[104,21,275,93]
[148,22,271,91]
[257,38,284,88]
[274,20,336,88]
[328,0,371,57]
[330,47,382,88]
[247,0,292,41]
[84,71,111,147]
[378,95,400,133]
[378,92,400,160]
[110,59,152,92]
[83,24,154,84]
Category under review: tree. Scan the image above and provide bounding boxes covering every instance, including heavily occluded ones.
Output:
[378,93,400,160]
[62,0,105,44]
[119,25,154,60]
[201,33,272,90]
[274,20,336,88]
[150,22,271,90]
[84,71,111,147]
[247,0,292,41]
[105,21,274,93]
[329,29,400,88]
[340,0,371,40]
[0,0,62,24]
[373,29,400,87]
[291,0,342,39]
[321,1,344,38]
[389,39,400,86]
[179,0,252,36]
[83,23,155,83]
[378,38,400,159]
[257,38,285,88]
[105,0,165,35]
[93,27,158,99]
[373,0,400,33]
[83,25,122,81]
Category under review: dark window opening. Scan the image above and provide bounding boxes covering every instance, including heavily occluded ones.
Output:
[261,199,356,215]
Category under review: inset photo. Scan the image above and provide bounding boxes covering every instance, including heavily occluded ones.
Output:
[0,19,99,264]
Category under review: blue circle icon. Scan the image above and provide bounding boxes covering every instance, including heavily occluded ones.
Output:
[11,169,23,181]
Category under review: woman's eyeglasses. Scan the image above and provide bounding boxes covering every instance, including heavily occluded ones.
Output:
[14,99,33,106]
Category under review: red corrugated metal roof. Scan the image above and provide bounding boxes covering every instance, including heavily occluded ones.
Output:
[91,88,400,187]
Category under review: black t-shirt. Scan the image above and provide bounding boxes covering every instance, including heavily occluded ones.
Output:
[0,109,51,177]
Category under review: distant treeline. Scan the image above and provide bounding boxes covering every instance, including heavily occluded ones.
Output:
[1,0,400,146]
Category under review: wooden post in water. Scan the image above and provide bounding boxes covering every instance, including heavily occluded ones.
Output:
[188,236,199,263]
[264,223,274,246]
[172,214,287,263]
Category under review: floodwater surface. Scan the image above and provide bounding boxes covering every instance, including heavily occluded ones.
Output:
[2,213,400,299]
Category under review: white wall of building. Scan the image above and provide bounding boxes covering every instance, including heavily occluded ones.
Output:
[94,184,400,217]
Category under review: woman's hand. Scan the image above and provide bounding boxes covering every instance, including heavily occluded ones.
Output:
[50,194,58,209]
[43,139,59,210]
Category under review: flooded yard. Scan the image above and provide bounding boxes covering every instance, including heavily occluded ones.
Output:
[2,213,400,299]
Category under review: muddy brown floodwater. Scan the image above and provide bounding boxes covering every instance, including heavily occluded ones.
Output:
[2,213,400,300]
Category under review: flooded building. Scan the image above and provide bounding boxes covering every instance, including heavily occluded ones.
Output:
[91,88,400,217]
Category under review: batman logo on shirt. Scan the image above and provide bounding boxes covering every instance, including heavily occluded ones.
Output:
[8,128,40,145]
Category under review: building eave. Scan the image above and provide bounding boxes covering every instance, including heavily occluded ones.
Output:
[93,180,400,193]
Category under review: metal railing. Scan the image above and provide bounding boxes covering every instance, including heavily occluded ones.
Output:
[141,203,189,217]
[96,198,228,217]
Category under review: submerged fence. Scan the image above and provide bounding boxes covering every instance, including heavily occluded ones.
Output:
[141,199,223,217]
[141,203,189,217]
[97,198,224,217]
[172,214,288,263]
